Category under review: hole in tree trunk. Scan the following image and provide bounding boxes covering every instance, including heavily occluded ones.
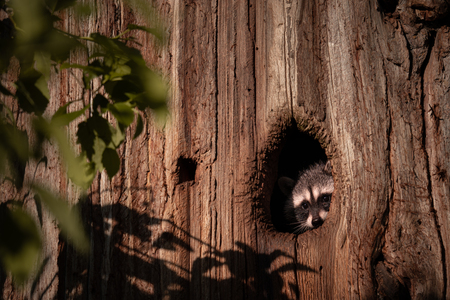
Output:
[377,0,398,14]
[176,157,197,184]
[270,124,330,234]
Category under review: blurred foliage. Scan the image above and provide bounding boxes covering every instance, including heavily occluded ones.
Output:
[0,0,168,284]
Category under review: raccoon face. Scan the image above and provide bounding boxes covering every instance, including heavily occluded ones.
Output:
[293,189,332,231]
[278,161,334,234]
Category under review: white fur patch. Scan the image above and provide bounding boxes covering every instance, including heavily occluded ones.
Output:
[312,186,320,200]
[293,190,310,207]
[319,210,328,220]
[293,196,303,207]
[321,185,334,195]
[305,214,313,228]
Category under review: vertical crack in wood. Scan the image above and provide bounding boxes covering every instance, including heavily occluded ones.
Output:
[373,25,403,297]
[372,64,393,293]
[421,30,448,299]
[399,23,414,80]
[384,53,393,240]
[213,0,219,167]
[378,7,447,295]
[282,0,294,118]
[293,241,300,300]
[211,0,218,262]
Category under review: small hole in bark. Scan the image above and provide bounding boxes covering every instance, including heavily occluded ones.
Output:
[176,157,197,184]
[270,125,329,234]
[377,0,398,14]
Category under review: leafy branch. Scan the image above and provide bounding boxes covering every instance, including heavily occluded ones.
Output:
[0,0,168,284]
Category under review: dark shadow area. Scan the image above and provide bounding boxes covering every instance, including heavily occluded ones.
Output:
[52,199,316,300]
[377,0,398,14]
[375,260,412,300]
[0,266,5,297]
[176,157,197,184]
[270,122,328,233]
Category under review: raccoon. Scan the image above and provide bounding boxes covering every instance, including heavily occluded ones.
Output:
[278,161,334,234]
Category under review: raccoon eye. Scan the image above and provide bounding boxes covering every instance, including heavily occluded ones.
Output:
[322,194,331,203]
[300,202,309,210]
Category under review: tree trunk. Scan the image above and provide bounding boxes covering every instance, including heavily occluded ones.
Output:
[2,0,450,299]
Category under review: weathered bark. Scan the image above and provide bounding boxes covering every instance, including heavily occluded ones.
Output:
[2,0,450,299]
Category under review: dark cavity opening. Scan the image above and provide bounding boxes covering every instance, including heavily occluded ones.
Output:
[176,157,197,184]
[377,0,398,14]
[270,126,328,233]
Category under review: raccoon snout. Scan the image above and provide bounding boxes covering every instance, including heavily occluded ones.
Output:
[311,217,324,228]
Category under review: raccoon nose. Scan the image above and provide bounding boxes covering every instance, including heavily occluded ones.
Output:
[311,218,324,228]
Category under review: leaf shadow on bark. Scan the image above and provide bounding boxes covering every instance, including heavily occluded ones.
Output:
[54,200,316,300]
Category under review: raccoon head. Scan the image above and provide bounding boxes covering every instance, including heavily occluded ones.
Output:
[278,161,334,234]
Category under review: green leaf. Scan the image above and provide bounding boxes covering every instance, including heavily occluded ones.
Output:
[109,63,131,80]
[61,61,106,89]
[102,148,120,178]
[108,101,135,126]
[34,51,52,81]
[72,2,92,16]
[127,24,164,41]
[91,136,106,171]
[152,106,169,129]
[121,62,168,110]
[46,30,83,63]
[90,33,145,65]
[67,154,96,190]
[110,124,125,147]
[60,61,106,75]
[51,105,88,127]
[140,70,168,108]
[11,0,53,44]
[34,75,50,100]
[133,113,144,139]
[32,185,89,253]
[122,0,166,43]
[45,0,77,12]
[52,103,70,119]
[34,117,94,189]
[0,204,42,285]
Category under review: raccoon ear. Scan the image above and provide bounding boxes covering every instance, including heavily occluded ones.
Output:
[278,177,295,196]
[323,161,332,174]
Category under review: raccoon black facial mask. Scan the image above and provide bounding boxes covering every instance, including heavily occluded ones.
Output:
[278,161,334,234]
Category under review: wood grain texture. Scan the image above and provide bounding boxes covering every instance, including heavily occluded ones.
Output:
[1,0,450,299]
